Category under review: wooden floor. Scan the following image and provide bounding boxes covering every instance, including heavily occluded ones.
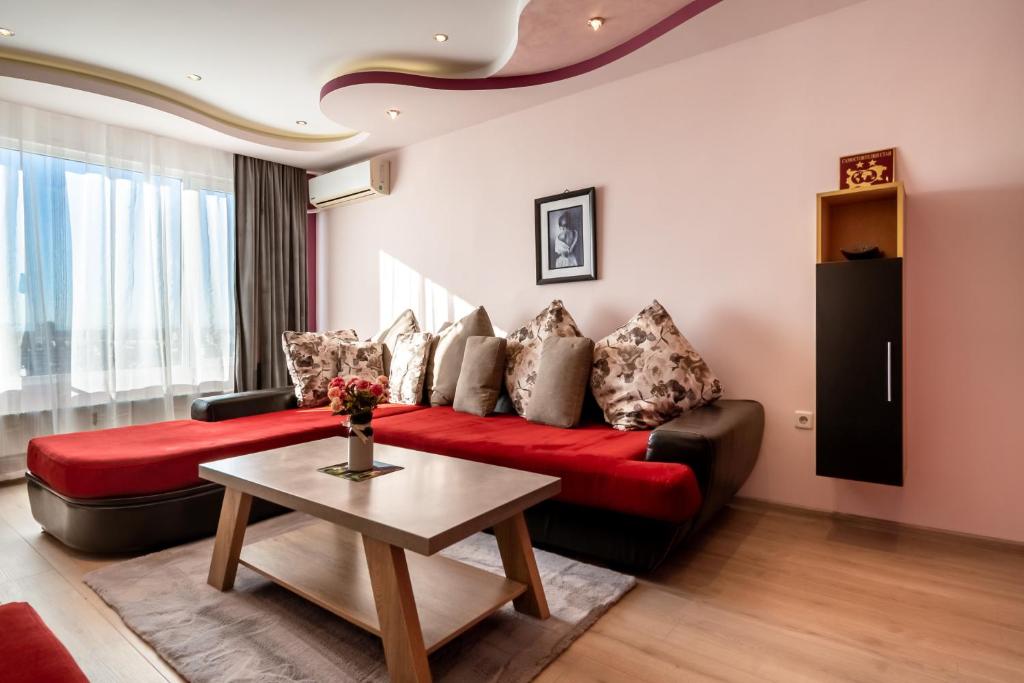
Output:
[1,480,1021,682]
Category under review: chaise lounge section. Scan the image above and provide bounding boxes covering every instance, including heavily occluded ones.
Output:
[26,388,763,571]
[25,398,422,553]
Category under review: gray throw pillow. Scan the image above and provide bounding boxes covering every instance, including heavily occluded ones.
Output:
[453,336,507,417]
[525,336,595,428]
[504,300,582,416]
[426,307,495,406]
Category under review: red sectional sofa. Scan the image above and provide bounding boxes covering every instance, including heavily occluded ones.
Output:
[371,407,703,523]
[26,387,763,571]
[0,602,89,683]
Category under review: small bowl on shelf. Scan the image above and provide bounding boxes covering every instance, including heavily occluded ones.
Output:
[840,244,882,260]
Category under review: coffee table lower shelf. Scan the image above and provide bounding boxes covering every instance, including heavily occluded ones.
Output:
[239,520,527,653]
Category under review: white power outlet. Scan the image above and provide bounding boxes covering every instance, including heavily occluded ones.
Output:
[795,410,814,430]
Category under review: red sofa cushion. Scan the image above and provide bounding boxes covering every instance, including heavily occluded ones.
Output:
[28,404,423,499]
[372,407,702,523]
[0,602,89,683]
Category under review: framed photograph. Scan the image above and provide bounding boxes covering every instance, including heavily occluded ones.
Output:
[534,187,597,285]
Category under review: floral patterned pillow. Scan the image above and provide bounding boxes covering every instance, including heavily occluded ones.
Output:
[282,329,358,407]
[591,300,722,430]
[373,309,420,373]
[336,341,386,388]
[504,300,582,416]
[387,332,433,405]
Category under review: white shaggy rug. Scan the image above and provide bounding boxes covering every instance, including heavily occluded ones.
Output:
[85,513,635,682]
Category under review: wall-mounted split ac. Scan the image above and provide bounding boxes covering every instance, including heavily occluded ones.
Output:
[309,158,390,209]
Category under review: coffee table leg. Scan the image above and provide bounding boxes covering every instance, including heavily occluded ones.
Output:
[362,535,432,683]
[493,512,550,619]
[207,488,252,590]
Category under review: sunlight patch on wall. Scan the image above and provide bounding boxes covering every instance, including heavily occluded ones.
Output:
[379,251,504,335]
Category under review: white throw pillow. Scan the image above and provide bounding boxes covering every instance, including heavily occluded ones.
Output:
[504,300,582,416]
[590,300,722,430]
[388,332,433,405]
[373,309,420,373]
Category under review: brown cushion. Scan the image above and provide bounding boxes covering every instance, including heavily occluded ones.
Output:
[426,307,495,406]
[504,300,582,416]
[453,336,507,416]
[525,336,594,428]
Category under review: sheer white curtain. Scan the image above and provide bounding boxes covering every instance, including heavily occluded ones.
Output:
[0,101,235,478]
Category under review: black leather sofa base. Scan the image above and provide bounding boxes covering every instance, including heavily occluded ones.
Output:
[25,473,287,555]
[524,499,694,572]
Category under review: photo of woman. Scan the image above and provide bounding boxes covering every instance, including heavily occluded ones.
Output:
[534,187,597,285]
[549,207,583,269]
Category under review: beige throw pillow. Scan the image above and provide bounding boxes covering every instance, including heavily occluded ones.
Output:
[453,336,507,416]
[388,332,433,405]
[373,309,420,373]
[525,336,594,428]
[282,329,358,407]
[335,341,386,385]
[426,307,495,406]
[504,300,582,416]
[591,300,722,430]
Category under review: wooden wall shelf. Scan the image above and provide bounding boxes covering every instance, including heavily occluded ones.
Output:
[817,182,904,263]
[815,180,906,487]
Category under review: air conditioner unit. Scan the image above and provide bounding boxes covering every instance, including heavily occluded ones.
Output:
[309,158,390,209]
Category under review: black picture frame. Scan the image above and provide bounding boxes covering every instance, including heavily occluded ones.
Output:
[534,187,597,285]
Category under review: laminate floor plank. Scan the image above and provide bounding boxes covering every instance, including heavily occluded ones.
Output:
[1,481,1021,682]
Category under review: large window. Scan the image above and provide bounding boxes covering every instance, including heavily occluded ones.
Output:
[0,102,234,459]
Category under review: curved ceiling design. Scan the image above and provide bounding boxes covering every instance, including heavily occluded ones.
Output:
[320,0,722,98]
[0,53,361,150]
[496,0,688,77]
[0,0,521,155]
[0,0,865,169]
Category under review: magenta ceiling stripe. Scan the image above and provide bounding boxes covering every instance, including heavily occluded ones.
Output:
[320,0,724,100]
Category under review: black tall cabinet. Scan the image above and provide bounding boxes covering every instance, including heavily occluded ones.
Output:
[815,182,905,486]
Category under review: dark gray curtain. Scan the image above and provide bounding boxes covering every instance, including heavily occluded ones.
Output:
[234,155,308,391]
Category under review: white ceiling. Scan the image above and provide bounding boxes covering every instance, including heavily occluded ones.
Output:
[0,0,865,171]
[0,0,521,136]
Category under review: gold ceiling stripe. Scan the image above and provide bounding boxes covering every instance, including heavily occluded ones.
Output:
[0,48,357,145]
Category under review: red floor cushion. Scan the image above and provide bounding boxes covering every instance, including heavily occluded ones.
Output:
[0,602,89,683]
[372,407,702,523]
[28,404,424,499]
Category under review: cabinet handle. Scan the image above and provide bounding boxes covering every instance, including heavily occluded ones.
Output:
[886,341,893,403]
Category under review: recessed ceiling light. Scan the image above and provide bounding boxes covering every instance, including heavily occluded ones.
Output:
[433,33,449,43]
[0,27,14,38]
[295,120,308,126]
[185,73,202,81]
[385,108,401,120]
[587,17,605,31]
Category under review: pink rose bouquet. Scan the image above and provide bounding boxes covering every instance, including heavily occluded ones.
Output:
[329,375,389,443]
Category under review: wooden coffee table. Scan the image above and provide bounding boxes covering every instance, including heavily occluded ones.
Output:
[199,437,561,683]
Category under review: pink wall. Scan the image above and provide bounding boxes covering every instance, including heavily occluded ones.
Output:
[320,0,1024,542]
